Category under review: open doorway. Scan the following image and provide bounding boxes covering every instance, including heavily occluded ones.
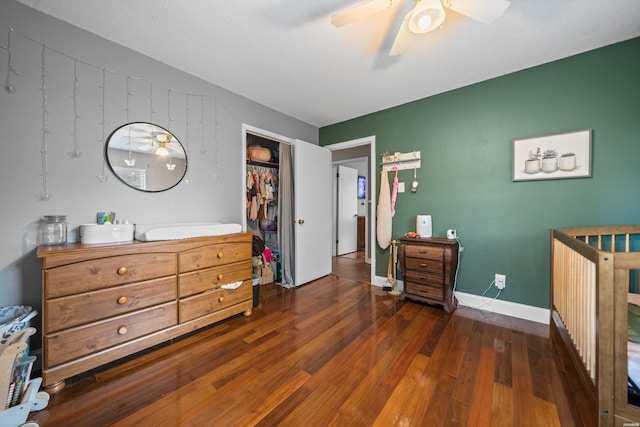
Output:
[328,136,376,284]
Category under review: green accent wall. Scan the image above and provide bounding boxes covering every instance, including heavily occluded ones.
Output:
[320,37,640,309]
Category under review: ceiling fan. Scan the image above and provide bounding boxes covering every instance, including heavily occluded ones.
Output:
[137,134,183,157]
[331,0,511,56]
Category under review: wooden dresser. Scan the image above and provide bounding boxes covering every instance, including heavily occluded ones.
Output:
[37,232,253,392]
[398,237,459,313]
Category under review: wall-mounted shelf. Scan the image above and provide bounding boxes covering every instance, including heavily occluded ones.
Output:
[381,151,421,171]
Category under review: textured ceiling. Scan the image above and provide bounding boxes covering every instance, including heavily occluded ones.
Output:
[15,0,640,127]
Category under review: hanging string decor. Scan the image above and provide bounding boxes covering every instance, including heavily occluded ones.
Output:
[213,97,219,179]
[148,81,155,123]
[37,44,51,202]
[183,92,191,184]
[199,94,205,154]
[167,88,172,129]
[3,24,252,192]
[123,76,135,166]
[96,67,108,182]
[1,26,19,93]
[185,93,190,151]
[68,59,82,159]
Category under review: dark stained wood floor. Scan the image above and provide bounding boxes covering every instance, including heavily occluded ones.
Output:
[28,254,590,426]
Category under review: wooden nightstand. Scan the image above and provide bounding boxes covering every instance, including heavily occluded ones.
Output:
[398,237,459,313]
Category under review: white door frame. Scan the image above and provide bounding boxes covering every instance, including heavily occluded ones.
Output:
[332,157,368,257]
[336,164,359,256]
[326,136,378,286]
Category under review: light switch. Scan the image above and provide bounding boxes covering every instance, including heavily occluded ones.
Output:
[398,182,405,193]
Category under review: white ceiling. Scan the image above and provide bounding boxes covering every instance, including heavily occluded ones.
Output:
[16,0,640,128]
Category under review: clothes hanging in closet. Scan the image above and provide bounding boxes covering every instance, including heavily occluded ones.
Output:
[246,165,278,221]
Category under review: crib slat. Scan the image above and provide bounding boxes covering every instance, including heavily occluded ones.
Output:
[553,239,597,382]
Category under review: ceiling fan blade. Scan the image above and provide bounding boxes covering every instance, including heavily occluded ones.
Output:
[331,0,399,27]
[446,0,510,24]
[389,10,413,56]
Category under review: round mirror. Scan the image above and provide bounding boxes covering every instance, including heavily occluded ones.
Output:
[105,122,187,192]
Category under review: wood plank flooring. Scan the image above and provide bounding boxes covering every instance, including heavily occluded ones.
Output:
[29,254,589,426]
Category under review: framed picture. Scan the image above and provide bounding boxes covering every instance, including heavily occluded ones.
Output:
[512,129,592,181]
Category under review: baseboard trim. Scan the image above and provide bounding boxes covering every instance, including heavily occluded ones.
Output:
[372,276,549,324]
[455,291,550,324]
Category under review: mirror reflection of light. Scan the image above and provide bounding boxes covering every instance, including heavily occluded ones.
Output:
[166,163,176,171]
[124,158,136,166]
[156,146,170,157]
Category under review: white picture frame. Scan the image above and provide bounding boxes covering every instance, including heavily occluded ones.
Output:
[512,129,592,181]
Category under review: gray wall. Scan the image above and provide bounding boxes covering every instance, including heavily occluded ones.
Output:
[0,1,318,312]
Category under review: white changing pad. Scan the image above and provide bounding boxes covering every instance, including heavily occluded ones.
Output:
[134,222,242,241]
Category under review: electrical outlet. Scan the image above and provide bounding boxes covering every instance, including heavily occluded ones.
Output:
[495,274,506,290]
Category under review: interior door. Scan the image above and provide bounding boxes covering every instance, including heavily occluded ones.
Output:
[337,165,358,255]
[294,139,332,286]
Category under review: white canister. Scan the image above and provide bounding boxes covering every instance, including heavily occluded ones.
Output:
[416,215,432,238]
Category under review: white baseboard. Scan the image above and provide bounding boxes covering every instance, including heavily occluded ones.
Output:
[455,291,550,324]
[372,276,549,325]
[372,275,388,287]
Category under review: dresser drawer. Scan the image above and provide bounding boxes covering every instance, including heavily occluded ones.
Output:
[404,269,444,287]
[179,280,252,323]
[178,243,252,273]
[45,302,177,367]
[45,276,177,333]
[405,282,444,302]
[404,245,444,261]
[45,253,176,298]
[404,257,443,275]
[178,260,252,298]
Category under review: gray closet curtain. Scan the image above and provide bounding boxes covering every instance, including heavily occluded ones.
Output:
[278,144,295,288]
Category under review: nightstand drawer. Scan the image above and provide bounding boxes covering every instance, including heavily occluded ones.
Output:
[404,245,444,261]
[404,270,444,286]
[405,257,443,275]
[405,283,444,302]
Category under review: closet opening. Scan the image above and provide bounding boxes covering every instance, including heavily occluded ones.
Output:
[244,130,288,287]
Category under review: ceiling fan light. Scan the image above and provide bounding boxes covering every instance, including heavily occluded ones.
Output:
[156,146,170,157]
[417,15,432,30]
[408,0,446,34]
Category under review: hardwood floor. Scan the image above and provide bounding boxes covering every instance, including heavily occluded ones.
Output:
[29,255,590,426]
